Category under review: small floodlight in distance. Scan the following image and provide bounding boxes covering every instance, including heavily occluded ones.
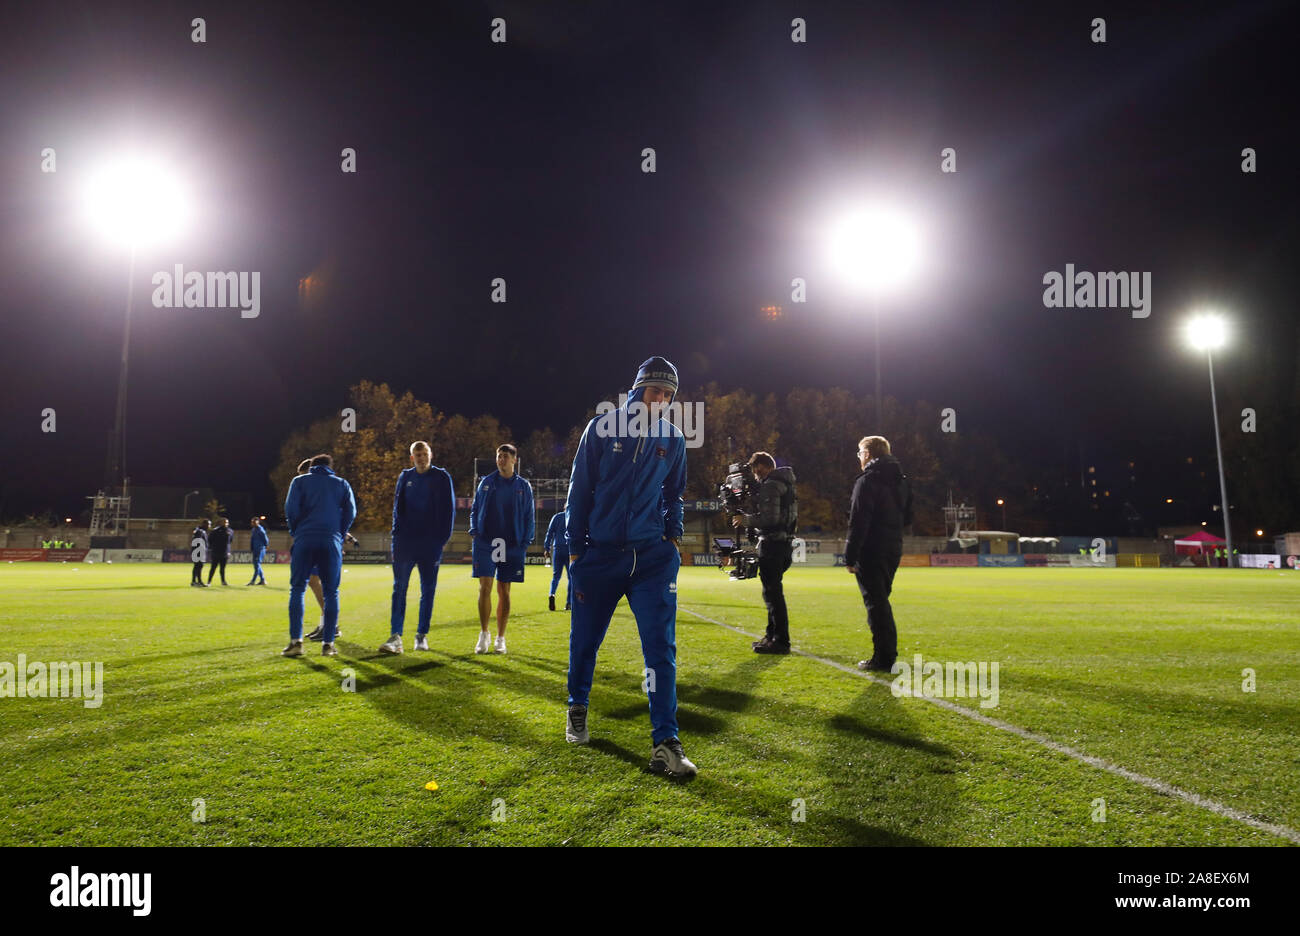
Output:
[83,153,191,248]
[1185,314,1227,352]
[826,204,922,294]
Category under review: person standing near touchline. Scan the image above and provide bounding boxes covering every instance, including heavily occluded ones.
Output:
[844,435,912,674]
[733,451,799,654]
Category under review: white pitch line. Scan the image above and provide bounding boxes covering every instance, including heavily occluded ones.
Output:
[679,605,1300,845]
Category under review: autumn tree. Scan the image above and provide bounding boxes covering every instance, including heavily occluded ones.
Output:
[201,497,228,523]
[434,413,513,496]
[271,381,446,531]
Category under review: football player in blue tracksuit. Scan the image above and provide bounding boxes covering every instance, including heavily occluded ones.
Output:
[247,516,269,585]
[290,457,332,641]
[544,511,572,612]
[282,454,356,658]
[564,356,697,777]
[469,443,535,654]
[380,440,456,655]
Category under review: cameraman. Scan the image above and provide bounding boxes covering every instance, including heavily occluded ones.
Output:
[732,452,798,654]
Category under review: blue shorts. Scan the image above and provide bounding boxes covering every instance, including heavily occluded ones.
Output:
[471,540,525,582]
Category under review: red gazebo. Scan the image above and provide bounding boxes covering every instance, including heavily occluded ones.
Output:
[1175,530,1226,565]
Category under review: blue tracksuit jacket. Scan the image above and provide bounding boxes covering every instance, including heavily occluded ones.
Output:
[544,512,569,555]
[285,465,357,542]
[565,391,687,551]
[468,471,535,548]
[564,385,687,745]
[391,465,455,555]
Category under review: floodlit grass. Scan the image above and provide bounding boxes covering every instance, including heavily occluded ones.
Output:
[0,562,1296,845]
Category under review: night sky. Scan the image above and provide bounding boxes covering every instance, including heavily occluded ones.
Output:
[2,0,1295,521]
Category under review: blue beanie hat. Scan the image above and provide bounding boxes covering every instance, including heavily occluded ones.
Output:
[631,356,679,395]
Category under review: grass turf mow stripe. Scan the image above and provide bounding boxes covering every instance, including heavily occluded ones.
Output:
[1,563,1296,845]
[679,604,1300,845]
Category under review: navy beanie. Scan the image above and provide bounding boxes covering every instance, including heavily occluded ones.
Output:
[631,356,679,395]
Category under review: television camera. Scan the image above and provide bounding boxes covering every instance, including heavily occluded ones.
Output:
[714,462,761,580]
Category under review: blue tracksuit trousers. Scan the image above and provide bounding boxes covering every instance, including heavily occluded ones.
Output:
[567,537,681,744]
[550,548,573,606]
[289,536,342,642]
[249,548,266,584]
[391,546,441,636]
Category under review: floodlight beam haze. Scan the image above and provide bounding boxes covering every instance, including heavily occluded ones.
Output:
[824,202,924,422]
[82,152,193,504]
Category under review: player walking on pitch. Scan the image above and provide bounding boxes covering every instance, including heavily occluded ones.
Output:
[282,454,356,658]
[468,444,535,654]
[288,458,333,640]
[564,356,696,777]
[543,510,572,611]
[247,516,268,585]
[380,441,455,654]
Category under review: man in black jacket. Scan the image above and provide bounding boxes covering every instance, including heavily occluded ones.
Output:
[207,517,233,586]
[190,519,210,586]
[732,452,798,654]
[844,436,913,673]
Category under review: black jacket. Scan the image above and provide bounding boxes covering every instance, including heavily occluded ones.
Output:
[742,466,798,541]
[844,455,912,565]
[208,525,233,556]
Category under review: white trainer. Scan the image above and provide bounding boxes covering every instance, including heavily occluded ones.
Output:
[649,737,698,778]
[474,630,491,654]
[566,704,589,744]
[281,640,304,657]
[379,634,403,655]
[414,634,429,651]
[493,635,507,654]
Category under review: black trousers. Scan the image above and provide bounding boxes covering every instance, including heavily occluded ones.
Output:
[854,548,902,665]
[207,555,228,584]
[191,561,204,583]
[758,539,794,644]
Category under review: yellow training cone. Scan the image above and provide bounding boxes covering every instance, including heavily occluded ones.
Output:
[424,780,439,791]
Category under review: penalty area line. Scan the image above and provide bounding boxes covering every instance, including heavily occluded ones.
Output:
[678,604,1300,845]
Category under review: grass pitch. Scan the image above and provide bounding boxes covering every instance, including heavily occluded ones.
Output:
[1,561,1296,846]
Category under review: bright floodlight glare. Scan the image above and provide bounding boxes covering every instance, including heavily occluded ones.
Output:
[83,155,190,247]
[1185,314,1227,352]
[826,205,921,294]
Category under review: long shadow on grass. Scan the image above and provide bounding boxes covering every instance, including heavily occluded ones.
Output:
[315,647,565,746]
[596,661,769,736]
[815,684,960,844]
[278,632,959,845]
[579,733,928,845]
[578,655,944,844]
